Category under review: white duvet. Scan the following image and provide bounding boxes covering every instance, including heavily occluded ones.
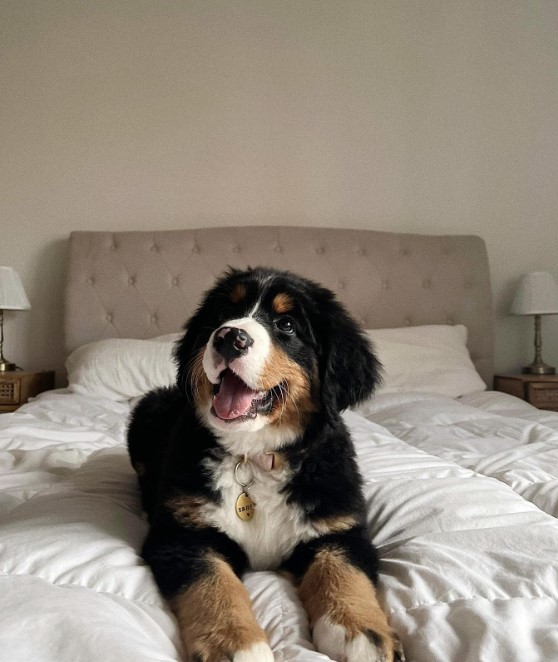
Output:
[1,391,558,662]
[357,390,558,519]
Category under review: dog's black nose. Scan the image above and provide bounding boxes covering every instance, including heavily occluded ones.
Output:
[214,326,254,363]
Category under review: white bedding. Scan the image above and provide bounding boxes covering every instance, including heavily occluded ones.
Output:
[1,392,558,661]
[357,390,558,519]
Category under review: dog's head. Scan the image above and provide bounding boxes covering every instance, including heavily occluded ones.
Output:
[175,267,380,451]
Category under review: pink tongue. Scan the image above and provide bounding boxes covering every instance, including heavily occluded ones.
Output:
[213,371,259,420]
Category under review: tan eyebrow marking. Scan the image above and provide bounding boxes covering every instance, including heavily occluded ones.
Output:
[230,283,247,303]
[272,293,294,314]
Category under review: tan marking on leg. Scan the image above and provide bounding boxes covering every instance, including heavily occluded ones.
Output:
[311,515,359,535]
[171,554,267,662]
[230,283,247,303]
[167,494,210,527]
[299,547,396,661]
[272,292,294,314]
[259,346,317,431]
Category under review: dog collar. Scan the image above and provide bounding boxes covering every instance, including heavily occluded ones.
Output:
[233,452,285,522]
[237,451,285,473]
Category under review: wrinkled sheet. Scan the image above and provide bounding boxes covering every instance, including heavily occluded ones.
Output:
[357,390,558,518]
[1,392,558,661]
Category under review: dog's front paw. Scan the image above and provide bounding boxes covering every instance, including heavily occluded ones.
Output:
[188,640,273,662]
[312,615,404,662]
[232,641,274,661]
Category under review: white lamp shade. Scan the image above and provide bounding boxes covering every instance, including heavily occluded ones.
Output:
[0,266,31,310]
[510,271,558,316]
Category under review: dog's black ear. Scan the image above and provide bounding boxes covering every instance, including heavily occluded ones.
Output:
[316,289,382,422]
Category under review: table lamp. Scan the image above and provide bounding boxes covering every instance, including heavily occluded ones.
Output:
[0,266,31,372]
[510,271,558,375]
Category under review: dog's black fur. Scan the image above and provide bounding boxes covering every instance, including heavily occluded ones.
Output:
[127,267,399,662]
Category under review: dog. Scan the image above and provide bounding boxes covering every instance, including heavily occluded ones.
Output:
[127,266,402,662]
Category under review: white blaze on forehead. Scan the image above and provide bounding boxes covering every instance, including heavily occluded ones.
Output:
[202,316,271,389]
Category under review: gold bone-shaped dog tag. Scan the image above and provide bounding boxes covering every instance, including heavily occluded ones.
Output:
[235,491,255,521]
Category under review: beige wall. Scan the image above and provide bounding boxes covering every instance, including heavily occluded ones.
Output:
[2,0,558,384]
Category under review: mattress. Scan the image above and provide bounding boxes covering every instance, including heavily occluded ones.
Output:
[1,391,558,662]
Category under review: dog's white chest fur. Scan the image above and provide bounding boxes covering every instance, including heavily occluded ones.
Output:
[203,455,317,570]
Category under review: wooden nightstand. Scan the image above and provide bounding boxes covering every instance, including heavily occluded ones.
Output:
[494,374,558,411]
[0,371,55,413]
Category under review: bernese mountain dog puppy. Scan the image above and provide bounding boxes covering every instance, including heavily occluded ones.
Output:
[127,267,402,662]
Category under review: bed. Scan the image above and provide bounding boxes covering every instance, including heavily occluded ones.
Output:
[1,226,558,662]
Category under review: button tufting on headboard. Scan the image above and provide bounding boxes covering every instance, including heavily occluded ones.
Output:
[65,227,494,385]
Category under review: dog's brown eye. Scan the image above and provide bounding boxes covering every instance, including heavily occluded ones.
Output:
[275,316,295,335]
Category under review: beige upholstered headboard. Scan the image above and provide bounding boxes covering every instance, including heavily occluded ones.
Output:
[65,227,494,385]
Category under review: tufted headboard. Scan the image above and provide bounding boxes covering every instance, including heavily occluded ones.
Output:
[65,227,494,385]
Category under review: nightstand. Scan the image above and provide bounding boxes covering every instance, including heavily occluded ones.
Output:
[494,374,558,411]
[0,371,55,413]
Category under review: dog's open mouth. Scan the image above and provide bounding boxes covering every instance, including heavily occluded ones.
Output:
[211,369,284,422]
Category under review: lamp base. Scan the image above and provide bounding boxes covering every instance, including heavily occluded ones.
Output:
[522,362,556,375]
[0,359,17,372]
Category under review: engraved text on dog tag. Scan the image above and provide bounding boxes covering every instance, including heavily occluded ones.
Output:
[235,491,255,521]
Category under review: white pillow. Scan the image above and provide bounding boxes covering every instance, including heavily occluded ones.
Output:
[67,325,485,403]
[364,324,486,398]
[66,334,181,401]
